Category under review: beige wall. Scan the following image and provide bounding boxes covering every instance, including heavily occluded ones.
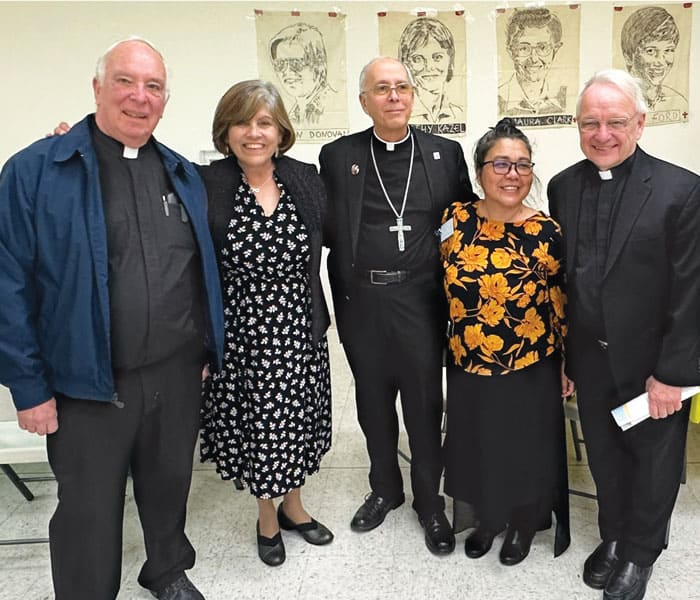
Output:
[0,1,696,408]
[1,1,698,186]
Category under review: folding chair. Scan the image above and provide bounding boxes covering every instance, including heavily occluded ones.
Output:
[564,394,597,500]
[0,386,52,545]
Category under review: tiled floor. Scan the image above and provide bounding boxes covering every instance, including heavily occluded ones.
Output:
[2,326,699,600]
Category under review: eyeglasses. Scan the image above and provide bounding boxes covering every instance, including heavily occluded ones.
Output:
[272,58,308,73]
[511,42,554,59]
[578,117,635,132]
[483,160,535,175]
[364,82,414,97]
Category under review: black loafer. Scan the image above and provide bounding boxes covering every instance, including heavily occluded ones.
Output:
[499,526,535,566]
[350,492,404,532]
[256,521,285,566]
[464,527,497,559]
[419,512,455,555]
[604,561,652,600]
[149,574,205,600]
[584,541,620,589]
[277,503,334,545]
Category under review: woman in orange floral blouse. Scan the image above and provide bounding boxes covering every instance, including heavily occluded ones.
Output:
[440,118,573,566]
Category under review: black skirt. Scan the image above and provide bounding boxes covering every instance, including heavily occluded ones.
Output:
[444,356,570,555]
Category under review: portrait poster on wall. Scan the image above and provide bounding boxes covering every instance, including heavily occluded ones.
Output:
[496,5,580,128]
[255,11,349,143]
[378,11,467,136]
[612,4,691,125]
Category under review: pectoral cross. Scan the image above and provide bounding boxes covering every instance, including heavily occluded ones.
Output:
[389,217,412,252]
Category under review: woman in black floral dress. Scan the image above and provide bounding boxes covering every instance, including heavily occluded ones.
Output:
[199,80,333,566]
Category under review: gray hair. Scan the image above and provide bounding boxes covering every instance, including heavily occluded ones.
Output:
[358,57,414,94]
[576,69,648,117]
[95,36,170,100]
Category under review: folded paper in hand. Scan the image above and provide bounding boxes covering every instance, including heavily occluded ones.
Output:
[611,386,700,430]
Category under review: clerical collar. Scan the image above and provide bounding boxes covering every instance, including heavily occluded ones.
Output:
[591,149,637,181]
[90,116,147,160]
[372,128,411,152]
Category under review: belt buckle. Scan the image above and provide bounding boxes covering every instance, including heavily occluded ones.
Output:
[597,339,608,350]
[370,269,389,285]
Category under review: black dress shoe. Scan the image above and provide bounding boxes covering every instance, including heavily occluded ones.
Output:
[150,574,205,599]
[464,527,497,559]
[604,561,652,600]
[583,541,620,589]
[350,492,405,532]
[499,526,535,566]
[419,512,455,555]
[277,503,334,545]
[256,521,286,566]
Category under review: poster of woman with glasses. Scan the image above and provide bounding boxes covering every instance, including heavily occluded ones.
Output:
[256,13,348,142]
[497,7,579,127]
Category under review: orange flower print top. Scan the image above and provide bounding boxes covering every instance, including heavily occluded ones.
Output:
[441,201,567,376]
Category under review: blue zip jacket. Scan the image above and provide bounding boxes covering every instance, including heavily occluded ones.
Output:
[0,115,224,411]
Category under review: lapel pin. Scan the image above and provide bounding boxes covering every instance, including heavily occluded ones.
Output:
[351,164,360,175]
[433,151,441,160]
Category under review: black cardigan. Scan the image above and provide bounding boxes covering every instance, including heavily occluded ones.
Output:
[199,155,331,345]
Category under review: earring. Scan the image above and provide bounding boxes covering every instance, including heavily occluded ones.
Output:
[275,148,279,158]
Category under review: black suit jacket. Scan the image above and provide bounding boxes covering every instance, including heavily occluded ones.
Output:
[319,126,475,341]
[548,147,700,399]
[199,155,330,345]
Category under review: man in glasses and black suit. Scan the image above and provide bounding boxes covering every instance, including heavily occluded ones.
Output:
[549,69,700,600]
[319,56,476,555]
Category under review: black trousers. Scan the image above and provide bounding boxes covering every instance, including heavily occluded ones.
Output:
[574,335,690,567]
[341,275,445,517]
[47,347,205,600]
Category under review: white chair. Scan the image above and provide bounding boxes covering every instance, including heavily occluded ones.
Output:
[0,385,52,545]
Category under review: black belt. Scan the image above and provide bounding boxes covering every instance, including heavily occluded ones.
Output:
[364,269,412,285]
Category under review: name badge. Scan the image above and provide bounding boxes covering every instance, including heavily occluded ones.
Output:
[439,219,454,242]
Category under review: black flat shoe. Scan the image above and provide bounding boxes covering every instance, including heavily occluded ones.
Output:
[277,503,334,545]
[464,527,497,559]
[499,526,535,566]
[419,512,455,555]
[604,561,652,600]
[584,541,620,590]
[256,521,285,566]
[350,492,405,532]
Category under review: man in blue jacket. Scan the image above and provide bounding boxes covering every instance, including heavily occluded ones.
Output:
[0,37,223,600]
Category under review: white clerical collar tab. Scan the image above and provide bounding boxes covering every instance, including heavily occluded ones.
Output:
[123,146,139,159]
[373,128,411,152]
[598,170,612,180]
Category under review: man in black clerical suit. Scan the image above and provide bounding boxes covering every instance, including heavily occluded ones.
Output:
[549,69,700,600]
[319,57,476,555]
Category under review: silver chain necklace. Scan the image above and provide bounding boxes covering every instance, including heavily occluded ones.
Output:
[370,130,414,252]
[242,172,273,194]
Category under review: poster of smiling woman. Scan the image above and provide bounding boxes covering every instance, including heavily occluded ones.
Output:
[613,4,691,126]
[496,6,580,128]
[378,11,467,136]
[255,10,349,143]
